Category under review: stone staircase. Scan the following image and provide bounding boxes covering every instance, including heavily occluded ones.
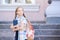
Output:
[0,21,60,40]
[34,23,60,40]
[0,24,14,40]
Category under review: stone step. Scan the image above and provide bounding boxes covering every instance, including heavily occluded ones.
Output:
[38,37,60,40]
[0,37,60,40]
[35,29,60,35]
[0,29,60,37]
[46,17,60,23]
[0,24,10,29]
[39,24,60,29]
[0,24,60,29]
[0,37,14,40]
[33,24,60,29]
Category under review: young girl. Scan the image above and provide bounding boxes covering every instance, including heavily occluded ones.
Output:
[10,7,28,40]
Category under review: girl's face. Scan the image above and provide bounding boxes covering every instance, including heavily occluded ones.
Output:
[16,8,23,16]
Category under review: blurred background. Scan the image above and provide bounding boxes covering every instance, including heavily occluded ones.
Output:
[0,0,60,40]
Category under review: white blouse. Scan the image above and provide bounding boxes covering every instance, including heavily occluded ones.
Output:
[15,16,27,40]
[16,16,27,25]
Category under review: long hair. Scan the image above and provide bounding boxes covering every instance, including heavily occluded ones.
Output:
[15,7,26,19]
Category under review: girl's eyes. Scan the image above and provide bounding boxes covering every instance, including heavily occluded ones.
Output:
[17,10,22,12]
[17,10,21,11]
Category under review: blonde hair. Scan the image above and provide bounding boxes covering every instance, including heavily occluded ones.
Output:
[15,7,26,18]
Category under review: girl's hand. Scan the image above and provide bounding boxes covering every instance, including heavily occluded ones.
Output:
[10,24,20,32]
[13,25,20,31]
[10,24,14,29]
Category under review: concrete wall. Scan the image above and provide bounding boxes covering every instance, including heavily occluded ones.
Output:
[36,0,49,22]
[0,0,49,22]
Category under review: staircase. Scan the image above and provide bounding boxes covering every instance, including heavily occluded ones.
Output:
[34,23,60,40]
[0,23,14,40]
[0,21,60,40]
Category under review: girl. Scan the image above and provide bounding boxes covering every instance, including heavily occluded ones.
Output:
[10,7,34,40]
[11,7,34,40]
